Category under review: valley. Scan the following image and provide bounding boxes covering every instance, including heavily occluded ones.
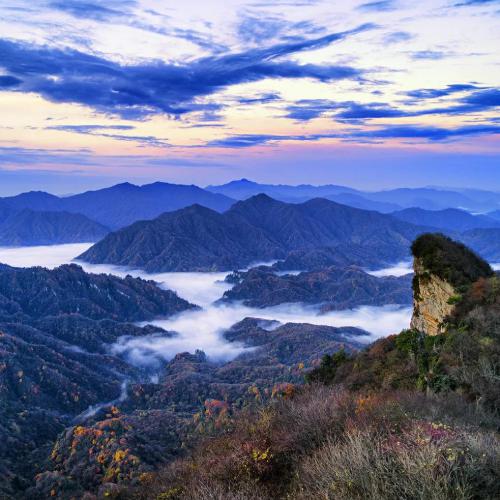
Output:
[2,1,499,495]
[0,243,413,362]
[0,241,412,496]
[0,184,499,498]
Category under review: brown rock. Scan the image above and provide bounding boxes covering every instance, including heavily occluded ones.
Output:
[410,257,455,335]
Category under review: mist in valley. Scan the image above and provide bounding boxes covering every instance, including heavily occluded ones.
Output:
[0,244,415,367]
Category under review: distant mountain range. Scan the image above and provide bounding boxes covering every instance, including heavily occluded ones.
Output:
[208,178,500,213]
[2,180,500,248]
[207,178,358,201]
[78,194,427,272]
[0,200,109,246]
[1,182,234,230]
[459,228,500,262]
[391,207,500,232]
[79,194,500,272]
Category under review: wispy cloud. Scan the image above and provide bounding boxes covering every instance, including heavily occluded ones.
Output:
[0,24,373,119]
[410,50,451,60]
[349,123,500,141]
[237,92,281,105]
[357,0,397,12]
[0,146,96,165]
[382,31,414,44]
[46,124,171,147]
[283,86,500,123]
[405,84,483,99]
[48,0,136,20]
[284,99,337,121]
[47,125,135,133]
[207,123,500,147]
[236,14,325,44]
[453,0,500,6]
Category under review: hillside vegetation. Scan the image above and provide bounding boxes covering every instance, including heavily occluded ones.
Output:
[131,235,500,500]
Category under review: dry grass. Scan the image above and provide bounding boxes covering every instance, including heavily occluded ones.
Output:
[294,429,499,500]
[134,387,500,500]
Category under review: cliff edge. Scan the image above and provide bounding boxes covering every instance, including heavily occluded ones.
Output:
[410,233,493,335]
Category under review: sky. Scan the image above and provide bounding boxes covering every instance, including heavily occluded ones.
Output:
[0,0,499,194]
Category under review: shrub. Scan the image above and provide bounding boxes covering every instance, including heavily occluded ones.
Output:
[132,389,500,500]
[305,349,350,384]
[411,233,493,292]
[293,426,499,500]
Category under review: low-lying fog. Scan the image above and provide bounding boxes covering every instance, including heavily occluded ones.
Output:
[0,244,416,366]
[366,261,413,277]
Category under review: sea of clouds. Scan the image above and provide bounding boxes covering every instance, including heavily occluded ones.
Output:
[0,244,417,367]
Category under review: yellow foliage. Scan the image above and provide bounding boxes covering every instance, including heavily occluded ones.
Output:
[73,426,87,437]
[355,395,376,415]
[113,449,128,462]
[139,472,154,483]
[157,487,183,499]
[251,447,271,462]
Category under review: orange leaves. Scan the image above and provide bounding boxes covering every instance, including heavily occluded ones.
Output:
[271,382,295,399]
[204,399,229,418]
[73,425,88,437]
[355,395,376,415]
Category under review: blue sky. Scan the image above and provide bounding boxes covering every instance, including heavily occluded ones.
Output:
[0,0,499,194]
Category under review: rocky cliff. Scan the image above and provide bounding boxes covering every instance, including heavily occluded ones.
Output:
[410,256,456,335]
[410,233,493,335]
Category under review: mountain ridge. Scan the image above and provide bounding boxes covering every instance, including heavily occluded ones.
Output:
[78,194,429,272]
[0,206,109,246]
[208,179,500,212]
[392,207,500,231]
[1,182,235,230]
[221,265,412,309]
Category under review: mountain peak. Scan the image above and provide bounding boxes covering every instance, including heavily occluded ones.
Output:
[111,182,137,190]
[232,193,282,210]
[410,233,494,334]
[411,233,493,290]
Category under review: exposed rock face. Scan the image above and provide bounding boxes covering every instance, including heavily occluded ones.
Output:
[410,256,456,335]
[410,233,494,335]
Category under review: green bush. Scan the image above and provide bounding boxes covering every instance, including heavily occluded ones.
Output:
[411,233,493,292]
